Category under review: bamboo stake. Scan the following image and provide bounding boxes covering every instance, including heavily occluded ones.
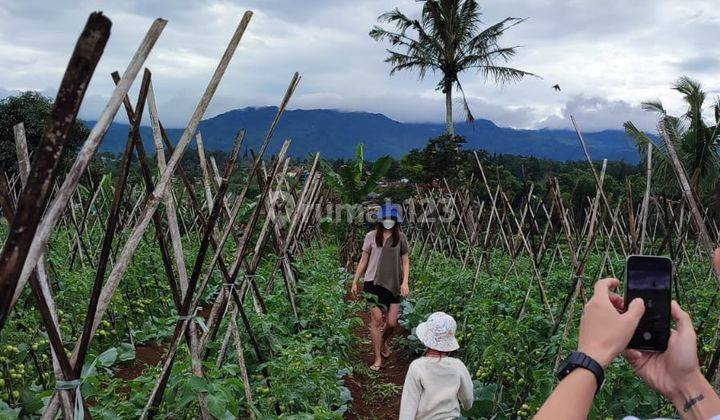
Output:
[196,132,216,209]
[13,123,76,419]
[12,18,167,324]
[148,80,190,298]
[155,130,246,406]
[658,119,715,257]
[0,13,113,329]
[143,135,265,418]
[228,307,257,418]
[639,143,653,254]
[86,12,251,347]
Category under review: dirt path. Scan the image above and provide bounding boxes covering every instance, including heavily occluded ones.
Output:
[345,307,414,419]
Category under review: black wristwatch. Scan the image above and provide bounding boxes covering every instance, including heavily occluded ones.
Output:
[556,351,605,394]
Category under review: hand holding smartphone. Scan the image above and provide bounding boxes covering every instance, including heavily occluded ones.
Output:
[625,255,673,352]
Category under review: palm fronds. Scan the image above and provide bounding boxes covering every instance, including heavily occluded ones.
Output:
[370,0,533,134]
[626,76,720,198]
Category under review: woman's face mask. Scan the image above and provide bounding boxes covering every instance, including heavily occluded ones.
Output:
[382,219,396,230]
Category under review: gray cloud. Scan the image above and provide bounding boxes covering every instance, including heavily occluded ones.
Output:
[0,0,717,131]
[674,56,720,74]
[539,95,660,132]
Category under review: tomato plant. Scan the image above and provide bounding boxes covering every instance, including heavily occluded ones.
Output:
[403,246,717,419]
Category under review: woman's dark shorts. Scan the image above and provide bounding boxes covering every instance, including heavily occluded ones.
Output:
[363,281,400,309]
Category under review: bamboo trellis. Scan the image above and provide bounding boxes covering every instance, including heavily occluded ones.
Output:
[0,10,333,419]
[403,116,720,385]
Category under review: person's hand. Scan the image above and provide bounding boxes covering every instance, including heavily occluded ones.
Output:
[351,280,358,297]
[401,282,410,297]
[577,278,645,368]
[624,300,701,402]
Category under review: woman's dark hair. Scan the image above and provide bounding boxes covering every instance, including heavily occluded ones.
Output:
[375,219,400,247]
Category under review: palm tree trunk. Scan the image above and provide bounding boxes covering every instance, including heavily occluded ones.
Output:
[445,88,454,135]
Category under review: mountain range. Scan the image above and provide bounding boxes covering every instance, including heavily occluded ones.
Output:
[93,106,643,162]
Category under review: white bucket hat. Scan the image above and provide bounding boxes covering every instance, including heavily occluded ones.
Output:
[415,312,460,352]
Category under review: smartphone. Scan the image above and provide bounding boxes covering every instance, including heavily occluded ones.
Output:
[625,255,672,352]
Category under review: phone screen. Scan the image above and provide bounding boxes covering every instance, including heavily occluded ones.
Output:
[626,255,672,351]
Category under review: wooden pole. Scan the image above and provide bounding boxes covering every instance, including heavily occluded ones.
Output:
[639,143,653,254]
[0,13,112,329]
[12,18,167,320]
[658,118,715,257]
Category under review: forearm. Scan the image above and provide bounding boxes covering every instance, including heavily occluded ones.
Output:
[669,371,720,419]
[353,256,368,283]
[402,258,410,285]
[459,369,474,410]
[535,369,596,420]
[352,267,363,283]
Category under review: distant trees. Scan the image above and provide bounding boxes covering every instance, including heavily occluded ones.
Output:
[0,91,89,174]
[370,0,534,135]
[390,132,641,222]
[400,134,469,183]
[624,76,720,200]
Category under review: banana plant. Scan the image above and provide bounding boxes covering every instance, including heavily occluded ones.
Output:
[320,143,392,270]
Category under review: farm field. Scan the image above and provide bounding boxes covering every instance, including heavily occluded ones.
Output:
[0,221,360,417]
[2,2,720,420]
[6,216,716,419]
[404,247,717,418]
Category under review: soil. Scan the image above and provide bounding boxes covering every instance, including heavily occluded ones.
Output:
[113,303,212,381]
[345,303,414,419]
[114,341,165,381]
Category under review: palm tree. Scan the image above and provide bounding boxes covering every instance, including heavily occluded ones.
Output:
[370,0,535,135]
[321,144,393,270]
[624,76,720,199]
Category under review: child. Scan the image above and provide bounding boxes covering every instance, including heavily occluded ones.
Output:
[400,312,474,419]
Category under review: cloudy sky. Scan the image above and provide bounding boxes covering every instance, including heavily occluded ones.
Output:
[1,0,719,132]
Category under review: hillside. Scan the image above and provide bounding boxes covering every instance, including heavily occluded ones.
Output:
[93,107,642,162]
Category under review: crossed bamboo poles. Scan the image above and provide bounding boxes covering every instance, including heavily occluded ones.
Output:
[405,116,720,389]
[2,8,719,419]
[0,10,331,419]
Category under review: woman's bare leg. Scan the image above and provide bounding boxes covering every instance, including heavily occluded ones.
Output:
[369,306,384,369]
[382,303,400,357]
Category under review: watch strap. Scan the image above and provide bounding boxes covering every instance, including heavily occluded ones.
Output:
[557,351,605,394]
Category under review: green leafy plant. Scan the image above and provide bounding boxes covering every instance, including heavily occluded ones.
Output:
[320,143,392,270]
[402,246,716,419]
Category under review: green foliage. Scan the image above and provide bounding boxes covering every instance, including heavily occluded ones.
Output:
[392,134,639,223]
[0,224,360,418]
[624,76,720,200]
[321,143,393,204]
[0,91,89,175]
[400,134,469,183]
[402,246,717,419]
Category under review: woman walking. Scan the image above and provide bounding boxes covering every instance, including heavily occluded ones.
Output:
[351,203,410,371]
